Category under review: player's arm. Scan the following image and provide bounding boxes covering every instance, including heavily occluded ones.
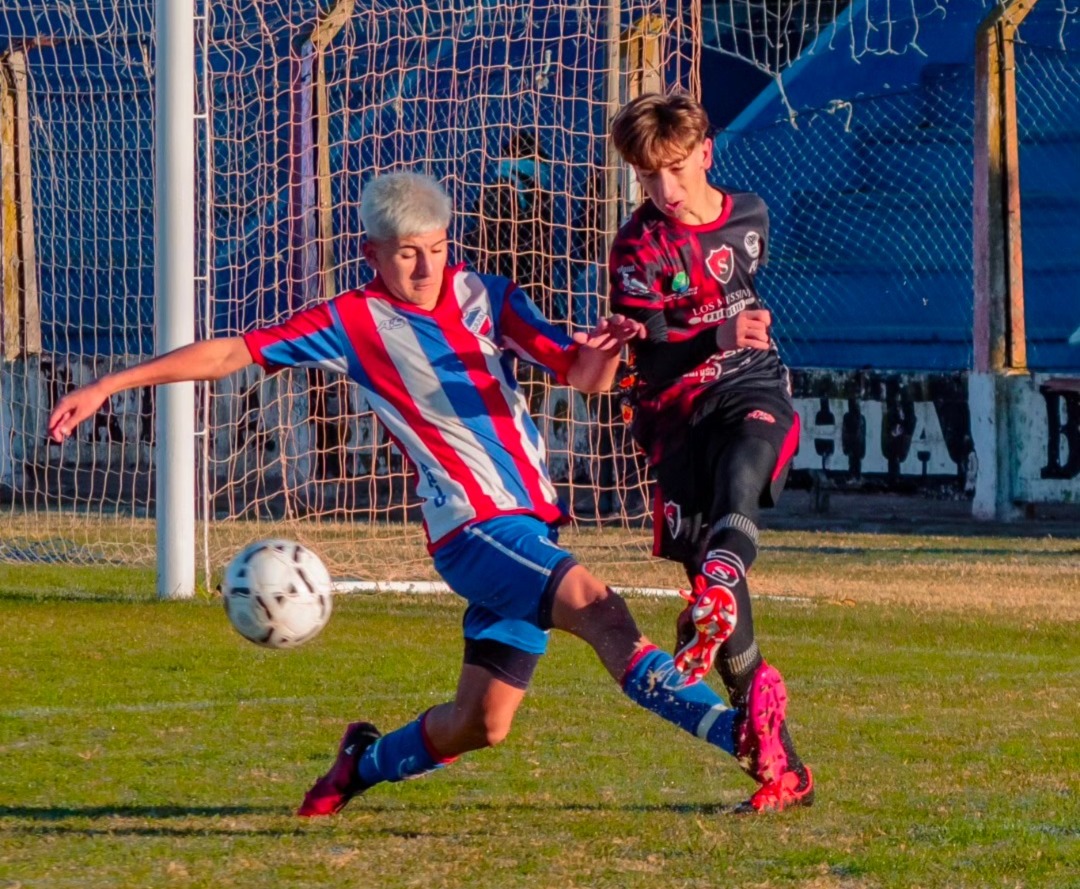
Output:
[607,246,717,385]
[631,309,772,385]
[496,279,640,393]
[48,337,252,443]
[566,314,645,394]
[631,314,716,385]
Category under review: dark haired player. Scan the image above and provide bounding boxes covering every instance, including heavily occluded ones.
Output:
[608,93,814,812]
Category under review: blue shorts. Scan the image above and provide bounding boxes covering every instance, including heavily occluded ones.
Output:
[432,515,577,656]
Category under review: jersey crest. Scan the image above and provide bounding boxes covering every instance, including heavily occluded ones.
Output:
[705,245,735,284]
[664,500,682,539]
[463,307,492,336]
[744,231,762,259]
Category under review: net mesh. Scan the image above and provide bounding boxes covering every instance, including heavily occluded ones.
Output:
[1014,2,1080,370]
[1,9,156,567]
[0,0,1075,581]
[712,73,978,371]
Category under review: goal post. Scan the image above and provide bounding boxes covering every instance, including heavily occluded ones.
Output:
[1,47,40,363]
[155,0,196,599]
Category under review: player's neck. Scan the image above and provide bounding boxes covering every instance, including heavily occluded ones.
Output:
[676,185,726,227]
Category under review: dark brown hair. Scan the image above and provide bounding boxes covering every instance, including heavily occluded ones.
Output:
[610,93,712,170]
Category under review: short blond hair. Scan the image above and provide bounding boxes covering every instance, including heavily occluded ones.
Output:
[360,171,452,241]
[610,93,712,170]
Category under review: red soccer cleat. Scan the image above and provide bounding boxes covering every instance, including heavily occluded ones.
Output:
[673,575,738,684]
[733,661,789,785]
[735,765,815,813]
[297,721,381,817]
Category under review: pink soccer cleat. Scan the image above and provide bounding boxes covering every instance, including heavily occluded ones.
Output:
[673,575,738,684]
[733,661,789,785]
[297,721,381,817]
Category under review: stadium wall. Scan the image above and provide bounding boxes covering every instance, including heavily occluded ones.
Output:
[4,360,1079,513]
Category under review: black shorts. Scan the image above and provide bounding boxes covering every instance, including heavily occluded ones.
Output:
[651,380,799,564]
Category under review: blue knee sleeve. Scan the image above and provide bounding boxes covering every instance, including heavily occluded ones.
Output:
[622,648,736,754]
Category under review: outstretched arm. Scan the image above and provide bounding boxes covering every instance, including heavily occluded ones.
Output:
[48,336,253,443]
[566,314,645,394]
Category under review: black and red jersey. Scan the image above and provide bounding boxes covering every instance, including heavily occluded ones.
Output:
[609,189,789,461]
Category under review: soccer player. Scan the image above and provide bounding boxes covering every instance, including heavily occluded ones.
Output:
[48,171,789,817]
[607,93,815,812]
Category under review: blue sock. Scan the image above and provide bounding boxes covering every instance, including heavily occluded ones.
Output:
[357,715,452,785]
[622,647,736,754]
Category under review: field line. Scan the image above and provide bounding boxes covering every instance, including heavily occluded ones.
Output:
[332,580,811,603]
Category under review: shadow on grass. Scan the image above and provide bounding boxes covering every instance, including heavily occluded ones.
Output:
[424,800,737,816]
[0,804,280,820]
[0,804,301,838]
[0,800,738,839]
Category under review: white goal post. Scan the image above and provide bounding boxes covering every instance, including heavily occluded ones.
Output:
[155,0,196,598]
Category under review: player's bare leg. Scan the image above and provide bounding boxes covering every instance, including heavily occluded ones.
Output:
[549,564,652,681]
[299,664,525,817]
[420,665,528,756]
[551,563,800,811]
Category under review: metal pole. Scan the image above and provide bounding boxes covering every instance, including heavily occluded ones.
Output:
[603,0,622,262]
[155,0,196,598]
[198,1,214,591]
[971,0,1039,522]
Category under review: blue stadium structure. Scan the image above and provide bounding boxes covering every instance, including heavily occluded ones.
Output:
[702,0,1080,370]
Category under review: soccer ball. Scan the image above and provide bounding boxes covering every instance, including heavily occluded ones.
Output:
[222,539,333,649]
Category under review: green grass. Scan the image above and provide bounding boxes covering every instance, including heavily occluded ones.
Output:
[1,556,1078,889]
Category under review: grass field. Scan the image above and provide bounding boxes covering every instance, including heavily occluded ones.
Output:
[1,528,1078,888]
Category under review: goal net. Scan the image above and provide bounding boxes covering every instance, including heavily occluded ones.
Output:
[1,0,699,582]
[4,1,1069,585]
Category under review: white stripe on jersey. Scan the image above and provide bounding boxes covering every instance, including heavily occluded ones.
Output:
[366,298,521,513]
[358,380,477,540]
[450,275,560,506]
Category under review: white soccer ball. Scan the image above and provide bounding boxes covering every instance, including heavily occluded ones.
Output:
[222,539,333,649]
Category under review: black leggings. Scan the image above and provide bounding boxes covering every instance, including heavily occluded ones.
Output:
[707,434,778,531]
[687,435,779,691]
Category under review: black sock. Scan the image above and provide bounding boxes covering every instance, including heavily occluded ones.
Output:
[719,631,762,705]
[779,722,806,776]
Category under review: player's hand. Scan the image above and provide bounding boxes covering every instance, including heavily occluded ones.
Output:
[716,309,772,352]
[572,314,646,354]
[48,382,109,443]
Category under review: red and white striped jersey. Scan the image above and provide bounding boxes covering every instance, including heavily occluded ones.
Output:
[244,264,579,549]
